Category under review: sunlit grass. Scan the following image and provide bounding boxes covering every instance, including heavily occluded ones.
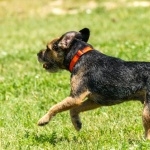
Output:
[0,0,150,149]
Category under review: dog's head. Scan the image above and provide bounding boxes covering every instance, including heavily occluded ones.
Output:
[37,28,90,72]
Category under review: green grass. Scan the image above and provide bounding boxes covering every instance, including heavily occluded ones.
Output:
[0,0,150,149]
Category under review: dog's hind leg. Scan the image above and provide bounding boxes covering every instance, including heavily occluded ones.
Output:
[142,78,150,140]
[143,94,150,140]
[142,101,150,140]
[70,99,100,131]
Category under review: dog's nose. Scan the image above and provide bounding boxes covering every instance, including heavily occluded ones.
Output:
[37,50,43,57]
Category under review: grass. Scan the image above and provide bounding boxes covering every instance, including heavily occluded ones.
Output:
[0,0,150,149]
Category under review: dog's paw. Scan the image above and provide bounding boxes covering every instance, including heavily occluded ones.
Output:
[74,120,82,131]
[70,109,82,131]
[37,114,50,126]
[71,117,82,131]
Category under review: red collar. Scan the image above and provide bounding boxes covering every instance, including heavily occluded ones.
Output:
[69,46,93,72]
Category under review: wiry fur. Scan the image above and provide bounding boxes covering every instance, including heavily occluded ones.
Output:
[37,28,150,139]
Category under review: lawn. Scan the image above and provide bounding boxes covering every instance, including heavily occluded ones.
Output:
[0,0,150,149]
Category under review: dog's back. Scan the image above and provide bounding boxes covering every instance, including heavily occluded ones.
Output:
[76,50,150,104]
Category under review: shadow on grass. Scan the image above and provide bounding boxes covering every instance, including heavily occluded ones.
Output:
[34,131,76,146]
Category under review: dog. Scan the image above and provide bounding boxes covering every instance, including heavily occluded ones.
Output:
[37,28,150,139]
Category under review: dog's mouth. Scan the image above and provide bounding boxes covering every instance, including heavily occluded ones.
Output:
[43,62,51,69]
[37,51,60,72]
[37,57,50,69]
[42,62,59,72]
[37,52,51,69]
[38,55,57,71]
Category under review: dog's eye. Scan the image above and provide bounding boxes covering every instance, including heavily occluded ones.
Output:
[52,43,58,51]
[46,46,50,51]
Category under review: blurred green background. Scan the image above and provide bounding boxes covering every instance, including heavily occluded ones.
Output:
[0,0,150,149]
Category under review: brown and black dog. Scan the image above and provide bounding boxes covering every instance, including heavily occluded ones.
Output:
[37,28,150,139]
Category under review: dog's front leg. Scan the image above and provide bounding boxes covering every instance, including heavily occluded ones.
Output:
[38,91,89,126]
[70,99,100,131]
[37,97,78,126]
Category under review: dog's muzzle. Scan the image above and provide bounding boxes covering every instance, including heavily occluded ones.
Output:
[37,50,48,63]
[37,50,49,69]
[37,50,44,60]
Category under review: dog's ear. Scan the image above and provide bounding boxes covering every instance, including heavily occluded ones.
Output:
[58,28,90,49]
[79,28,90,42]
[58,31,81,49]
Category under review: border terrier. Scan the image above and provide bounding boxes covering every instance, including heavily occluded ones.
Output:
[37,28,150,139]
